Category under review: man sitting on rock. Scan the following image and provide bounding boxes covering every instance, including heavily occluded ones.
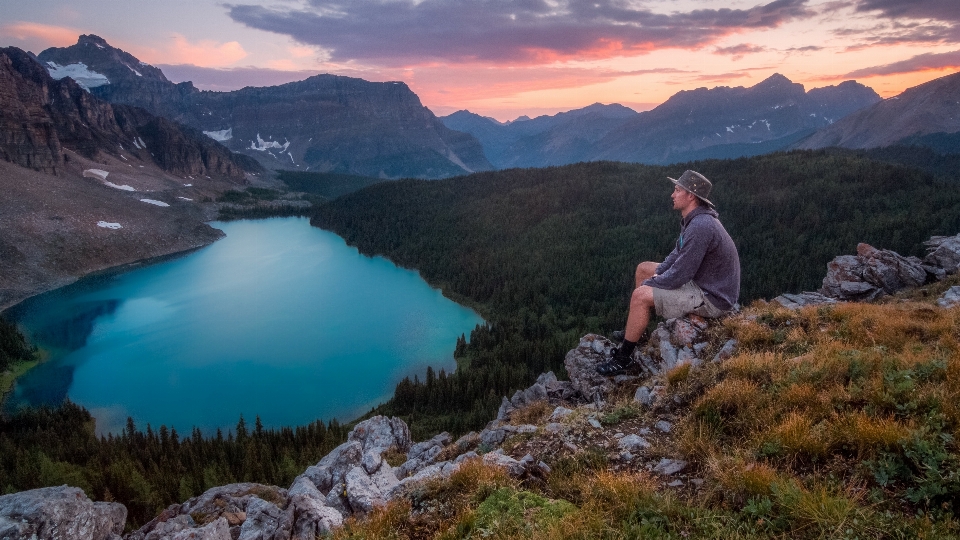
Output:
[596,170,741,375]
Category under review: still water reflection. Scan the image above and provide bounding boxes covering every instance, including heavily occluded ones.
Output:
[5,218,482,434]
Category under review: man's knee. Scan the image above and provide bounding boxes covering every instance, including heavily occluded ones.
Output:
[635,261,659,284]
[630,285,655,308]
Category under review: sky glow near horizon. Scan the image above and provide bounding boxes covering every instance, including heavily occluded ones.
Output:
[2,0,960,121]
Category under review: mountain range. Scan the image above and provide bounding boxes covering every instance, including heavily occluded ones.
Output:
[443,75,881,168]
[0,45,260,310]
[37,35,492,179]
[795,70,960,151]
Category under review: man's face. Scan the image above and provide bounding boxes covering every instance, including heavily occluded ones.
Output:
[671,185,696,210]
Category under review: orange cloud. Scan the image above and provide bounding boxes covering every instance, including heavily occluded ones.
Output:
[1,22,83,48]
[138,34,247,68]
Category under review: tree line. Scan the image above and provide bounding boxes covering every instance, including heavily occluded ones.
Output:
[313,151,960,439]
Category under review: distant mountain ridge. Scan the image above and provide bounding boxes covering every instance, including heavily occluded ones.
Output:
[589,74,881,165]
[795,70,960,150]
[37,35,492,179]
[443,76,880,168]
[441,103,639,168]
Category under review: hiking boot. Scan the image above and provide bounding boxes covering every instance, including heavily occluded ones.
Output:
[595,348,632,376]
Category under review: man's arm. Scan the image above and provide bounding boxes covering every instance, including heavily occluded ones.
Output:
[643,218,713,290]
[656,247,681,276]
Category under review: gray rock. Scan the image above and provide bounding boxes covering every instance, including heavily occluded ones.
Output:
[510,389,526,408]
[821,244,928,300]
[711,339,738,363]
[676,346,698,367]
[938,286,960,308]
[587,417,602,429]
[347,416,411,455]
[667,480,684,487]
[495,397,514,422]
[536,372,558,385]
[924,234,960,274]
[563,334,620,402]
[170,518,231,540]
[618,435,651,452]
[668,316,707,346]
[655,420,673,433]
[634,386,652,405]
[653,458,688,476]
[522,383,548,404]
[236,497,292,540]
[772,292,838,310]
[478,427,507,449]
[481,450,526,477]
[361,450,383,475]
[658,337,679,370]
[549,406,573,421]
[311,441,363,493]
[130,483,281,540]
[0,486,126,540]
[544,423,564,433]
[344,464,400,514]
[323,483,349,517]
[139,515,196,540]
[288,492,342,540]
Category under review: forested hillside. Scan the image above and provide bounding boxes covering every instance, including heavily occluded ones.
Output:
[313,151,960,438]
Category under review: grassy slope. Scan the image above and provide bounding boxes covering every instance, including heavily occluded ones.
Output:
[330,278,960,539]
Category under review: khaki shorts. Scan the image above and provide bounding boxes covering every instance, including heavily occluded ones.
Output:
[653,281,726,319]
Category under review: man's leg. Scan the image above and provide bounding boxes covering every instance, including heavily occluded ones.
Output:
[635,261,659,289]
[624,285,655,342]
[597,285,655,375]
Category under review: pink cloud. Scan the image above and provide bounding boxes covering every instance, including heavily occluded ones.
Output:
[226,0,815,66]
[138,34,247,68]
[1,22,85,48]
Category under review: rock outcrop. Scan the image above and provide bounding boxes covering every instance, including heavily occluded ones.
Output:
[0,485,126,540]
[773,234,960,308]
[7,230,959,539]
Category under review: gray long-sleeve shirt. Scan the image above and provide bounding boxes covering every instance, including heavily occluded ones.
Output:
[642,205,740,311]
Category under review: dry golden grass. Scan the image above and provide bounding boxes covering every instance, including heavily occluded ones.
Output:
[667,363,692,387]
[510,400,554,425]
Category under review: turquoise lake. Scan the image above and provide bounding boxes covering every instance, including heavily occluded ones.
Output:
[3,217,483,434]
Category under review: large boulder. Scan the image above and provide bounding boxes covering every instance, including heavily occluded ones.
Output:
[127,484,287,540]
[563,334,620,401]
[0,485,126,540]
[236,497,292,540]
[821,243,927,300]
[285,479,342,540]
[924,234,960,274]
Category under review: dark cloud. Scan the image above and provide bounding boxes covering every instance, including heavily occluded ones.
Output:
[783,45,822,52]
[854,0,960,23]
[226,0,814,65]
[713,43,766,59]
[842,49,960,78]
[837,0,960,45]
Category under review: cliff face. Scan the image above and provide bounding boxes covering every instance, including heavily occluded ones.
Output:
[0,47,65,174]
[37,36,492,179]
[0,46,259,180]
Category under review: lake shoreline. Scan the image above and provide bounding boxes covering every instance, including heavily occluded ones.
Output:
[4,217,482,434]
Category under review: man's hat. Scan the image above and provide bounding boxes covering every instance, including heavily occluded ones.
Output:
[667,170,714,207]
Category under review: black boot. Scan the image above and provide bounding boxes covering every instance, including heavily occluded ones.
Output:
[596,345,634,375]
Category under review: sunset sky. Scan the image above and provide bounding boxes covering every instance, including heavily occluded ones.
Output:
[3,0,960,121]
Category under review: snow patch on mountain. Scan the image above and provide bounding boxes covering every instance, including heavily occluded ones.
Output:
[140,199,169,207]
[250,134,290,152]
[97,221,122,229]
[203,128,233,142]
[45,62,110,91]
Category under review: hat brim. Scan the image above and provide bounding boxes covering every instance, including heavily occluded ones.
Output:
[667,176,714,207]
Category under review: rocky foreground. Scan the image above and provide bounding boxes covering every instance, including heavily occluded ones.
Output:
[2,233,959,540]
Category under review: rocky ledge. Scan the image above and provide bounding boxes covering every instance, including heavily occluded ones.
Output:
[3,231,960,539]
